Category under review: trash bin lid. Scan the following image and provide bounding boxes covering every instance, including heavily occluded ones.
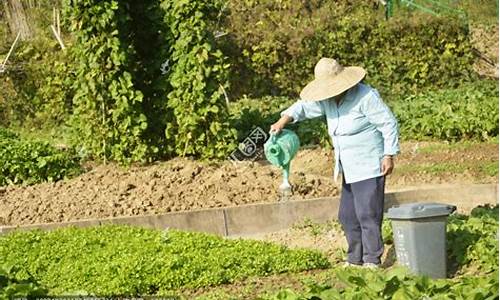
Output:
[386,202,456,219]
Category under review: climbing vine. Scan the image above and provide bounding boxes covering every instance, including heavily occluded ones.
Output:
[127,0,173,159]
[63,0,150,164]
[162,0,237,159]
[58,0,236,163]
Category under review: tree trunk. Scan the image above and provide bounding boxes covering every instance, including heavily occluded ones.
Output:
[3,0,33,40]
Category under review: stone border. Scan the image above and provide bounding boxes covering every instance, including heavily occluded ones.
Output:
[0,184,497,236]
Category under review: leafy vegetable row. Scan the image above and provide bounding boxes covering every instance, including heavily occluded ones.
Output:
[230,80,499,145]
[0,225,329,296]
[0,128,81,186]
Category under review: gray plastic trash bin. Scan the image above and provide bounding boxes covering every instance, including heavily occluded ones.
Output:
[386,203,456,278]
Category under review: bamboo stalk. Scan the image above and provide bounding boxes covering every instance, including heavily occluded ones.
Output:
[51,24,65,49]
[1,31,21,71]
[56,8,60,36]
[219,84,230,107]
[52,6,56,28]
[102,101,107,165]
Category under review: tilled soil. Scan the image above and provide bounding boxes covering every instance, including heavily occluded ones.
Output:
[0,142,497,226]
[0,150,338,226]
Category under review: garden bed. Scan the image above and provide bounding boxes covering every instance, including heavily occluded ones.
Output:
[0,141,497,226]
[1,205,497,299]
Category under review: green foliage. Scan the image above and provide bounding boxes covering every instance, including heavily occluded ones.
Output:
[0,7,74,129]
[231,79,498,147]
[55,0,239,162]
[222,0,368,98]
[0,225,330,296]
[261,267,498,300]
[0,127,18,140]
[294,120,332,148]
[479,161,498,177]
[447,204,499,274]
[62,0,152,164]
[0,265,47,300]
[224,1,475,98]
[0,41,54,127]
[0,128,81,186]
[229,96,331,148]
[126,0,172,159]
[292,218,332,237]
[0,0,490,164]
[162,0,237,159]
[382,218,394,245]
[392,0,499,25]
[261,205,499,300]
[416,140,495,153]
[0,0,492,163]
[392,80,499,141]
[229,96,292,140]
[32,51,75,128]
[0,17,7,55]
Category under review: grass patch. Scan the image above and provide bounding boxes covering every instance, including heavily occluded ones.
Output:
[416,139,498,154]
[479,162,499,177]
[397,163,468,174]
[8,124,71,148]
[396,161,498,177]
[459,0,499,25]
[292,218,342,237]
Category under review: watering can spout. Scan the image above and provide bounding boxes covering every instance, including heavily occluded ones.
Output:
[264,129,300,200]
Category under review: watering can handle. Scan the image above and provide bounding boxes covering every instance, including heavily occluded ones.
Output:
[269,131,278,143]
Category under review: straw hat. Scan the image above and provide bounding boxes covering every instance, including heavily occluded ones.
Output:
[300,58,366,102]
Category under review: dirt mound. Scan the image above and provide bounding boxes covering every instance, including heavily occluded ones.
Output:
[0,153,339,226]
[0,142,497,226]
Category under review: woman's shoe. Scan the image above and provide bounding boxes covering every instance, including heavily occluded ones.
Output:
[342,262,362,268]
[362,262,381,269]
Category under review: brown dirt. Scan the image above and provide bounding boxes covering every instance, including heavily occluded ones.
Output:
[242,220,396,268]
[0,141,497,226]
[471,24,499,78]
[292,141,498,188]
[0,156,339,226]
[179,268,328,300]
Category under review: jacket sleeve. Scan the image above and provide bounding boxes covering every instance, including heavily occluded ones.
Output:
[361,90,400,156]
[280,100,325,123]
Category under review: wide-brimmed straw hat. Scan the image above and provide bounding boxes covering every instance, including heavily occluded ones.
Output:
[300,58,366,102]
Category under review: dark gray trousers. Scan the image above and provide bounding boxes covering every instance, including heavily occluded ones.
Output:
[338,175,385,265]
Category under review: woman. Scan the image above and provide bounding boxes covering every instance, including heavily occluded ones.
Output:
[270,58,400,268]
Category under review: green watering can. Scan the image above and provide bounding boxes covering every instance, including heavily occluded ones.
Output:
[264,129,300,196]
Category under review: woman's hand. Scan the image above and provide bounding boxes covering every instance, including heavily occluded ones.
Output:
[270,122,285,134]
[270,115,293,134]
[381,156,394,175]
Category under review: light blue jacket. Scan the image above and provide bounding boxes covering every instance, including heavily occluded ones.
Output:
[281,83,400,184]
